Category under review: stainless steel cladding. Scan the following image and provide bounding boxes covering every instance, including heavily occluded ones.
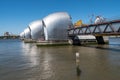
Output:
[29,20,44,40]
[24,28,31,39]
[20,32,25,38]
[43,12,73,41]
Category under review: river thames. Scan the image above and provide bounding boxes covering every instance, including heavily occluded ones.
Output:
[0,39,120,80]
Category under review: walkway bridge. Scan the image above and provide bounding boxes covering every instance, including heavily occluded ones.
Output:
[68,20,120,45]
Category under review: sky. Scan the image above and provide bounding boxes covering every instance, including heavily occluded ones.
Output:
[0,0,120,36]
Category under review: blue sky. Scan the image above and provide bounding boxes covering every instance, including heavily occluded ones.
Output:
[0,0,120,35]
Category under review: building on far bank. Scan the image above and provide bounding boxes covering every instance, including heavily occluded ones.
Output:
[4,32,10,36]
[0,32,20,39]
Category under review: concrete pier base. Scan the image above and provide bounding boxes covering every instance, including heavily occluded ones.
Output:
[36,40,70,46]
[95,36,105,44]
[69,36,81,45]
[24,39,36,43]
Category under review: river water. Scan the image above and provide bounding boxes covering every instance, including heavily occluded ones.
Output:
[0,39,120,80]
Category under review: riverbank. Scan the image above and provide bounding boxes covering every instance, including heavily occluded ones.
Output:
[0,36,20,39]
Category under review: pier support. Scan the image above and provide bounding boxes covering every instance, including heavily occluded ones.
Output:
[76,52,81,76]
[95,36,105,44]
[69,36,81,45]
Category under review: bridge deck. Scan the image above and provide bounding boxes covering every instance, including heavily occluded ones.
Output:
[68,20,120,37]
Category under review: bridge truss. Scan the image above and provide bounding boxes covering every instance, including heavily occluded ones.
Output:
[68,20,120,37]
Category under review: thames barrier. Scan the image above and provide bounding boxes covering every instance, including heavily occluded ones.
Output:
[0,12,120,80]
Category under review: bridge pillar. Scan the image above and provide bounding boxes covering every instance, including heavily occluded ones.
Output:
[69,36,81,45]
[95,36,105,44]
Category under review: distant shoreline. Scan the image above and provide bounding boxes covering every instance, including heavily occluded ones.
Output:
[0,36,20,39]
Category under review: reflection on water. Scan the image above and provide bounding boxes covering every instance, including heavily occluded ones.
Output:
[21,43,39,67]
[0,39,120,80]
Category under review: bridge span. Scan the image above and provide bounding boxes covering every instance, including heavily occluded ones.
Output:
[68,20,120,45]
